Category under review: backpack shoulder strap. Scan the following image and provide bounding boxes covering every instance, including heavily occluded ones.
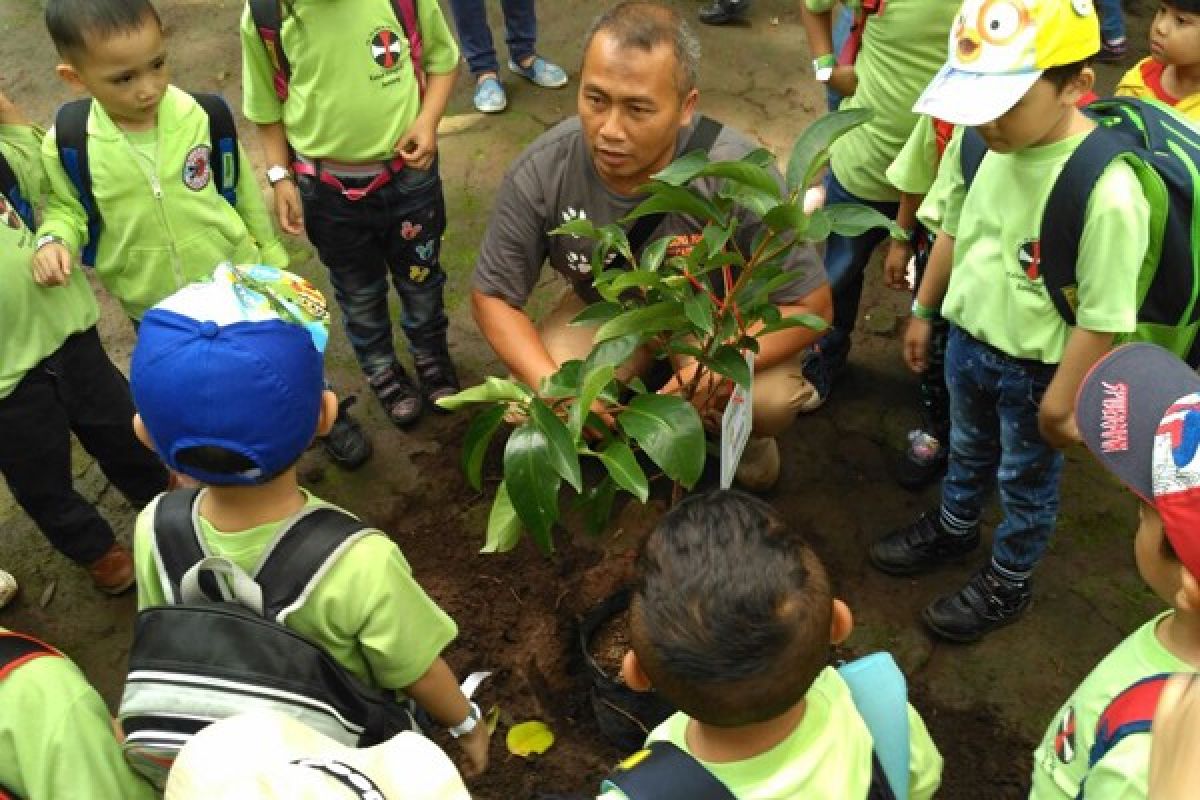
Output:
[391,0,424,93]
[602,741,737,800]
[152,488,225,604]
[54,98,100,267]
[252,505,371,622]
[0,632,62,681]
[839,653,909,800]
[189,92,239,207]
[959,126,988,191]
[0,151,35,230]
[249,0,291,101]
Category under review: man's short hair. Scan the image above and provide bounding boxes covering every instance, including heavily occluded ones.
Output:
[631,490,834,727]
[584,2,701,96]
[45,0,162,60]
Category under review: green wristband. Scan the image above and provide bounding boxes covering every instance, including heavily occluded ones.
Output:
[911,299,940,321]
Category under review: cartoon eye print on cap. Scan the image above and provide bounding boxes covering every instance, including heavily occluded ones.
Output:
[977,0,1032,46]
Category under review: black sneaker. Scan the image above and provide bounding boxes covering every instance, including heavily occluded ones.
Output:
[368,362,423,428]
[414,350,461,412]
[322,396,373,470]
[799,331,850,412]
[698,0,750,25]
[922,566,1033,643]
[869,509,979,576]
[896,428,948,491]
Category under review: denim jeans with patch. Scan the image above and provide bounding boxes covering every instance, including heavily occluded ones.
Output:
[939,326,1064,577]
[299,161,449,376]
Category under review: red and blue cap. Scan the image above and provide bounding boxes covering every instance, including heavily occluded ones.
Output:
[1075,343,1200,576]
[131,264,331,486]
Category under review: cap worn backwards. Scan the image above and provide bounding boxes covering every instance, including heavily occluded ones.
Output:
[912,0,1100,126]
[131,263,331,486]
[1075,343,1200,578]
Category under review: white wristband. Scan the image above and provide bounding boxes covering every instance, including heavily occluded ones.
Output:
[448,701,482,738]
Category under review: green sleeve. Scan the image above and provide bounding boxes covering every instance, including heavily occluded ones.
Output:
[1078,734,1148,799]
[0,657,157,800]
[34,125,88,254]
[0,124,47,204]
[929,129,967,238]
[907,704,944,800]
[887,116,939,197]
[417,0,460,75]
[240,5,284,126]
[302,534,458,690]
[232,140,288,268]
[1073,159,1149,334]
[133,498,168,610]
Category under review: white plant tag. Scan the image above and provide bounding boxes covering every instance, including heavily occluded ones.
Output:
[720,351,755,489]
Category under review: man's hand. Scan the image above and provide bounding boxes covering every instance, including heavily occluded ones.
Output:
[396,114,438,171]
[457,721,490,778]
[273,179,305,235]
[32,242,72,287]
[884,239,913,291]
[829,65,858,98]
[904,316,932,373]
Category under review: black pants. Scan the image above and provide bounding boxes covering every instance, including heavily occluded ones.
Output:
[0,328,167,564]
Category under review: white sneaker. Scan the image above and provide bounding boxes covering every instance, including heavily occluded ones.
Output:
[735,436,781,492]
[0,569,18,609]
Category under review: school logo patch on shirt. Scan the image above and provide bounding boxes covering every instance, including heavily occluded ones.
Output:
[1017,239,1042,281]
[1054,707,1076,763]
[371,28,405,70]
[182,145,212,191]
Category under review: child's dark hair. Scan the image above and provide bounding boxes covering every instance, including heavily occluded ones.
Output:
[630,490,833,728]
[1163,0,1200,16]
[45,0,162,60]
[174,446,289,486]
[1042,58,1094,92]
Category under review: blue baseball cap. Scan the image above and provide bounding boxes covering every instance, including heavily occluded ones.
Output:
[131,264,331,486]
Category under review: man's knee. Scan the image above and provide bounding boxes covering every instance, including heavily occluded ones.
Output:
[751,359,816,437]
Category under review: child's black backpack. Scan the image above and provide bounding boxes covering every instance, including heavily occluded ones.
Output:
[0,151,35,230]
[53,92,240,266]
[960,97,1200,367]
[117,488,419,789]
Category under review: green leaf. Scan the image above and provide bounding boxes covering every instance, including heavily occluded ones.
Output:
[574,475,618,536]
[639,235,672,272]
[540,361,582,398]
[594,301,688,343]
[583,333,641,376]
[482,481,523,554]
[694,161,781,199]
[503,422,561,553]
[705,345,752,388]
[822,203,904,238]
[785,108,873,192]
[803,209,833,242]
[627,377,649,394]
[551,218,603,239]
[570,302,623,328]
[758,313,830,336]
[720,184,780,218]
[701,223,733,257]
[607,271,664,294]
[462,405,506,491]
[570,364,616,438]
[742,147,775,168]
[762,202,806,234]
[437,377,531,411]
[684,291,715,335]
[597,441,649,502]
[618,394,706,487]
[626,185,722,226]
[652,149,712,186]
[529,398,583,492]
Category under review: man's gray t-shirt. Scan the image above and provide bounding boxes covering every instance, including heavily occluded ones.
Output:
[473,116,826,307]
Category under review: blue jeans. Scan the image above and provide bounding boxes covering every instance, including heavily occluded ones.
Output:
[939,327,1063,577]
[298,161,450,376]
[447,0,537,76]
[1095,0,1126,42]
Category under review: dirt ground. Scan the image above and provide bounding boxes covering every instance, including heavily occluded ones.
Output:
[0,0,1163,797]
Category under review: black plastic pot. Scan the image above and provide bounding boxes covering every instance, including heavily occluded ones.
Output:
[578,587,674,751]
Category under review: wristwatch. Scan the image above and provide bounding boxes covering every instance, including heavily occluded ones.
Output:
[35,234,64,251]
[448,702,482,738]
[265,164,292,186]
[812,53,836,83]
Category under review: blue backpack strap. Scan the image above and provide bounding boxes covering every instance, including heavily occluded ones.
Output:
[839,652,909,800]
[54,98,100,267]
[602,741,736,800]
[1076,672,1173,799]
[189,92,239,207]
[959,126,989,192]
[0,151,35,230]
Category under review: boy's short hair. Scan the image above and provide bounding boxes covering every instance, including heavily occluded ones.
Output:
[1076,344,1200,578]
[44,0,162,61]
[630,490,832,727]
[584,2,701,97]
[1041,58,1094,92]
[131,264,331,487]
[1164,0,1200,16]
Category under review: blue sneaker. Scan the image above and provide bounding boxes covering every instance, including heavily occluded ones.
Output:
[508,56,568,89]
[473,75,507,113]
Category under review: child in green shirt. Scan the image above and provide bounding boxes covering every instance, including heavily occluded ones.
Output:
[1029,343,1200,798]
[128,264,490,777]
[598,490,943,799]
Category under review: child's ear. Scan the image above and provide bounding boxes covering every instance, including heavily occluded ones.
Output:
[314,390,338,438]
[621,650,653,692]
[1175,566,1200,613]
[55,62,86,93]
[1062,67,1096,106]
[830,598,854,645]
[132,413,157,453]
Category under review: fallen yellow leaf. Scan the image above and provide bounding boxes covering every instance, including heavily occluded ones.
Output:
[506,720,555,757]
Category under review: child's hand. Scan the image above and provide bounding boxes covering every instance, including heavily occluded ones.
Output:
[272,179,305,236]
[904,316,932,373]
[829,65,858,98]
[457,721,490,778]
[396,115,438,171]
[884,239,913,291]
[32,242,72,287]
